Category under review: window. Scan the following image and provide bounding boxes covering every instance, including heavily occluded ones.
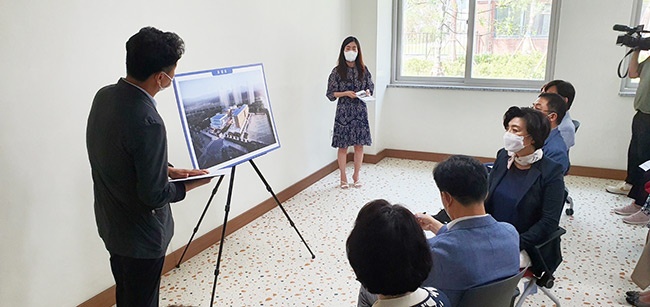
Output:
[393,0,560,89]
[621,0,650,94]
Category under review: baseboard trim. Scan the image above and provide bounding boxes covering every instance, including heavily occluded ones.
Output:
[79,149,625,306]
[367,149,626,180]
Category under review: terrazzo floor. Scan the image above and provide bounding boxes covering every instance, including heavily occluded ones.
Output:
[156,158,649,306]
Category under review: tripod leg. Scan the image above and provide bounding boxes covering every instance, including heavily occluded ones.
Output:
[249,159,316,259]
[210,166,236,306]
[176,175,225,268]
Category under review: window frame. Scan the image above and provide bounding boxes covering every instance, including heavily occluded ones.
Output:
[391,0,562,90]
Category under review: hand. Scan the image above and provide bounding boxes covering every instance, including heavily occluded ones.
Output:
[415,212,443,234]
[345,91,357,98]
[168,167,209,179]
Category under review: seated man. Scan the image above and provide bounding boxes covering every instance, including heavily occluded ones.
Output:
[533,92,570,174]
[357,155,520,307]
[347,199,450,307]
[541,79,576,151]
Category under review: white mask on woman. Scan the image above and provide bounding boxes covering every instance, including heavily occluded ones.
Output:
[344,50,358,62]
[503,132,526,153]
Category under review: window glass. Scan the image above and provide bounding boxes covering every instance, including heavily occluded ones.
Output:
[395,0,558,87]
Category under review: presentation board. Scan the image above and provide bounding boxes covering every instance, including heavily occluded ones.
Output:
[172,63,280,174]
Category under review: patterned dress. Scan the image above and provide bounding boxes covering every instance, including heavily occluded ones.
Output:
[326,65,374,148]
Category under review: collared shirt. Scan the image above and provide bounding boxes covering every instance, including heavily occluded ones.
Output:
[122,77,157,107]
[373,287,449,307]
[557,111,575,149]
[446,214,490,230]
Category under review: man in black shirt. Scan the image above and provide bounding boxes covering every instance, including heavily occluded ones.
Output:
[86,27,211,307]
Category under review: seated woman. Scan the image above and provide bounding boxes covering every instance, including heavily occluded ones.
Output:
[346,199,450,307]
[485,106,565,274]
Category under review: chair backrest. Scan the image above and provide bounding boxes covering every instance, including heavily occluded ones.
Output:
[456,269,527,307]
[572,119,580,133]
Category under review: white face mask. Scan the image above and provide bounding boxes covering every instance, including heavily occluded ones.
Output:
[159,71,173,92]
[344,50,358,62]
[503,132,525,153]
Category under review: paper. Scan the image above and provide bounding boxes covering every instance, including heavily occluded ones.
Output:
[169,168,229,183]
[355,90,375,102]
[640,160,650,172]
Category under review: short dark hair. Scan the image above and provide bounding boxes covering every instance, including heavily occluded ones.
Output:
[503,106,550,150]
[336,36,366,81]
[542,80,575,109]
[433,155,488,206]
[346,199,431,295]
[126,27,185,81]
[538,92,567,123]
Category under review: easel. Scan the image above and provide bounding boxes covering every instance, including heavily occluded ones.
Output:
[175,159,315,306]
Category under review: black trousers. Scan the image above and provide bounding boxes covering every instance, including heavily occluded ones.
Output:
[110,253,165,307]
[626,111,650,184]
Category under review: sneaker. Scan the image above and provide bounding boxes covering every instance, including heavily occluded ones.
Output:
[615,203,642,216]
[623,210,650,225]
[606,182,632,195]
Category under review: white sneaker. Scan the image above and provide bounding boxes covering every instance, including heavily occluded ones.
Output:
[606,182,632,195]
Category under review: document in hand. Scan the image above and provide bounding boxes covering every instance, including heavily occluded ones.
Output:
[355,90,375,102]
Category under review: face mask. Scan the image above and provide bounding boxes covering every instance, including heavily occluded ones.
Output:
[503,132,525,153]
[344,50,358,62]
[159,72,173,91]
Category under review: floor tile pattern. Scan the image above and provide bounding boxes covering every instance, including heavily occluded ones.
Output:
[156,158,648,306]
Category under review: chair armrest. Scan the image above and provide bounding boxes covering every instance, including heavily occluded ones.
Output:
[534,227,566,250]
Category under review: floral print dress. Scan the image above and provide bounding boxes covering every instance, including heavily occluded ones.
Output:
[326,65,374,148]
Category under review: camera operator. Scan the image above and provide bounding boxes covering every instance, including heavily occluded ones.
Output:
[611,48,650,224]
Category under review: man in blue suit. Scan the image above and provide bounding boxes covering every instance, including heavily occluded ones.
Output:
[534,92,570,174]
[356,155,520,307]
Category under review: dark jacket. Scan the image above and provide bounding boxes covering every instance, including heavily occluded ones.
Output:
[86,78,186,258]
[486,148,565,274]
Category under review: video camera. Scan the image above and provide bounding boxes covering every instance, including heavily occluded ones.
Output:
[614,24,650,50]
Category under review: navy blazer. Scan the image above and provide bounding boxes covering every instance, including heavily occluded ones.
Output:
[486,148,565,269]
[544,128,570,175]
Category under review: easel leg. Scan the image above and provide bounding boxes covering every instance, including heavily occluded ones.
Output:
[210,166,236,306]
[249,159,316,259]
[176,175,225,268]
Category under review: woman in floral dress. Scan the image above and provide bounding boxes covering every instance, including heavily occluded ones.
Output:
[326,36,374,189]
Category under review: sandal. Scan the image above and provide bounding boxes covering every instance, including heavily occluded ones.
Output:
[340,181,349,189]
[353,181,363,188]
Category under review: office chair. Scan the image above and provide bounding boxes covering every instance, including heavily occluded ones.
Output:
[564,119,580,216]
[456,269,526,307]
[515,227,566,307]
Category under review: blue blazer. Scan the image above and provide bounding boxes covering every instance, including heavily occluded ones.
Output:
[424,215,520,306]
[544,128,570,175]
[486,148,565,273]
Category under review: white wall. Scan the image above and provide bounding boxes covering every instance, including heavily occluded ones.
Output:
[0,1,351,305]
[0,0,639,305]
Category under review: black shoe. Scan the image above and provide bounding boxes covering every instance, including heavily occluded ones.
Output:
[627,295,650,307]
[628,290,641,305]
[628,291,641,298]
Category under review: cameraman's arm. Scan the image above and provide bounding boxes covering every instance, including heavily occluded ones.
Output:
[630,49,641,79]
